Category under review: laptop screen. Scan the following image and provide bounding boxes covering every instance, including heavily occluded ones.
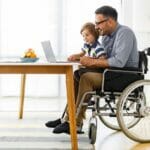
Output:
[41,40,56,62]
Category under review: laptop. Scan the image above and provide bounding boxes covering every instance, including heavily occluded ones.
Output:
[41,40,71,63]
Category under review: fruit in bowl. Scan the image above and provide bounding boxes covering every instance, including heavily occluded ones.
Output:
[21,48,39,62]
[24,48,37,58]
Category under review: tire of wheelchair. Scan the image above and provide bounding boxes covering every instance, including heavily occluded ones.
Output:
[117,79,150,142]
[88,116,97,144]
[88,123,97,144]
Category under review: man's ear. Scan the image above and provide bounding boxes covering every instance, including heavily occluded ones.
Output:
[108,17,113,24]
[108,18,115,27]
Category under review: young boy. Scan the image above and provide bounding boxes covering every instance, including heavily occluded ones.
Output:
[68,22,106,79]
[68,22,106,61]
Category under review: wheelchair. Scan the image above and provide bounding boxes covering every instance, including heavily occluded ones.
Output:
[76,47,150,144]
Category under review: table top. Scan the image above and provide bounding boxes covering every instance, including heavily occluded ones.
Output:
[0,57,80,66]
[0,62,80,66]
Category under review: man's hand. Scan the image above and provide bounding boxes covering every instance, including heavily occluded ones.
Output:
[80,56,109,68]
[80,56,94,67]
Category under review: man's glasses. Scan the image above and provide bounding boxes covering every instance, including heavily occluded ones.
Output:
[95,18,109,25]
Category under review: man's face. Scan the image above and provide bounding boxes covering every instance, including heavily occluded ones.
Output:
[95,14,109,36]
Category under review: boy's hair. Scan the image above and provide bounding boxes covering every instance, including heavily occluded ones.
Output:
[95,6,118,21]
[80,22,99,40]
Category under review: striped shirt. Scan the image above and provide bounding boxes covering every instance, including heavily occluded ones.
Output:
[81,41,106,58]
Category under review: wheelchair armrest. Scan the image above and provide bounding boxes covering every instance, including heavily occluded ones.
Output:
[101,67,144,92]
[103,67,142,74]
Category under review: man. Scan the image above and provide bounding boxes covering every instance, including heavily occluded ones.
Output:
[45,6,139,134]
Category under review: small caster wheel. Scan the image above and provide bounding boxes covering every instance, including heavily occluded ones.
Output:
[88,123,97,144]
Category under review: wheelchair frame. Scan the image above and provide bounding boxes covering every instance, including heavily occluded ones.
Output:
[76,47,150,144]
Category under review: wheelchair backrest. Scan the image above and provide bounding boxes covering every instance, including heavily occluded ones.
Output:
[139,47,150,74]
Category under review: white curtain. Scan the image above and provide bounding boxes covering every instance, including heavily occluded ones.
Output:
[0,0,121,97]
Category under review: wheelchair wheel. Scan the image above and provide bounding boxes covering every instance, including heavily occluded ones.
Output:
[97,97,121,130]
[117,80,150,142]
[88,117,97,144]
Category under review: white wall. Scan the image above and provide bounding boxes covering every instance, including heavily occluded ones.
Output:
[122,0,150,50]
[133,0,150,32]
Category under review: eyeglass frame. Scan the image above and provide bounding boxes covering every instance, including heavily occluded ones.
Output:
[95,18,109,25]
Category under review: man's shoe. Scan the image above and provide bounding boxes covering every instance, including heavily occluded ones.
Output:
[45,118,61,128]
[53,122,70,134]
[53,122,84,134]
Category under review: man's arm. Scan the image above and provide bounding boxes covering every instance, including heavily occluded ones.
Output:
[80,56,109,68]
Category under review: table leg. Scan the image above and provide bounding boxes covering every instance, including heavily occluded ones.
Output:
[19,74,26,119]
[66,66,78,150]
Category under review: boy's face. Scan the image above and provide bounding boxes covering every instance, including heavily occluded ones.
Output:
[81,29,95,45]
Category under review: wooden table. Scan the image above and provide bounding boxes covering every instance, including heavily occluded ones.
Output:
[0,63,78,150]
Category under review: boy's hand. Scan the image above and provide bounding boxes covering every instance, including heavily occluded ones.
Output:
[68,54,79,61]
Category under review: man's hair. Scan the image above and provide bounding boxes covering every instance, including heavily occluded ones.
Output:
[80,22,99,40]
[95,6,118,21]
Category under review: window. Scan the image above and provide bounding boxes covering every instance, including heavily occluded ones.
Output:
[0,0,121,97]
